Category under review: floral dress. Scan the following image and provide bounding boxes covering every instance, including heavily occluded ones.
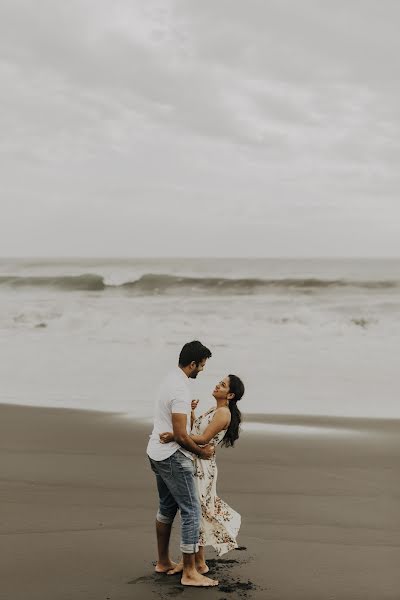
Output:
[193,408,241,556]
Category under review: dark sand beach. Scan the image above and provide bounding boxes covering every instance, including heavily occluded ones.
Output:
[1,403,399,600]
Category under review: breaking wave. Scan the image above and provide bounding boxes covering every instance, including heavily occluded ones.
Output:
[0,273,399,294]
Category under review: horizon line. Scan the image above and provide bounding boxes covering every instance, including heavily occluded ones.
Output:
[1,255,400,261]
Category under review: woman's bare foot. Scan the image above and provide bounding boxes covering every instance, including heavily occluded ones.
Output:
[181,571,218,587]
[167,561,183,575]
[196,562,209,574]
[170,560,208,575]
[155,560,177,573]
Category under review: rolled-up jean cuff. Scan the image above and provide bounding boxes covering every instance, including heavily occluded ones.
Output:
[181,542,199,554]
[156,510,174,525]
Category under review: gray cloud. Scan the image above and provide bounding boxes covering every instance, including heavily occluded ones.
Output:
[0,0,399,256]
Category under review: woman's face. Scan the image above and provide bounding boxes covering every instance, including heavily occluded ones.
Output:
[213,376,231,400]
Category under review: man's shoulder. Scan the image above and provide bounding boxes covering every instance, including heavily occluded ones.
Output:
[157,370,189,405]
[162,368,188,389]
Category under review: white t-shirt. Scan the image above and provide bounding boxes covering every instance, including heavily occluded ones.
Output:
[146,367,193,461]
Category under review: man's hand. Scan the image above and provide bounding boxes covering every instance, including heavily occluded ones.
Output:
[191,399,199,410]
[199,444,215,460]
[159,432,174,444]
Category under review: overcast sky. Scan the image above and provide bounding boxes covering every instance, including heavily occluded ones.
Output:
[1,0,399,257]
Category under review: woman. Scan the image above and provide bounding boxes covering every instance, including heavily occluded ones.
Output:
[160,373,245,574]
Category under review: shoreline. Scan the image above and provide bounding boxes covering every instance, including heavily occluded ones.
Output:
[1,403,399,599]
[2,400,400,429]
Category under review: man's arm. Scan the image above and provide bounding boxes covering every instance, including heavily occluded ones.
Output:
[172,414,214,459]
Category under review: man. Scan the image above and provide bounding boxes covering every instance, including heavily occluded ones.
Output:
[147,340,218,587]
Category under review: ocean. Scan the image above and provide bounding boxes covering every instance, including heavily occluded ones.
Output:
[1,258,399,420]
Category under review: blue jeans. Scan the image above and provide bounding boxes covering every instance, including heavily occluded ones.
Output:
[148,450,201,554]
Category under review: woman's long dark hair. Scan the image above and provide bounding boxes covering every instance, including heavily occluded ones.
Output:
[221,374,245,448]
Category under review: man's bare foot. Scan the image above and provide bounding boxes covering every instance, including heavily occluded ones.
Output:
[181,572,218,587]
[155,560,177,573]
[196,562,209,574]
[167,561,183,575]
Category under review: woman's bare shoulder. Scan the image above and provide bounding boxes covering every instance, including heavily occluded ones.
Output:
[213,406,231,425]
[215,406,230,415]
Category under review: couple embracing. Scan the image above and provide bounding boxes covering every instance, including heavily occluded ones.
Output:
[146,340,245,588]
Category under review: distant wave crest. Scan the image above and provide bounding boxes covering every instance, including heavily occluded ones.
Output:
[0,273,398,294]
[0,274,106,291]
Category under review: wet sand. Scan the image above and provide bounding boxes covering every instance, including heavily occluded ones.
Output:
[1,403,399,600]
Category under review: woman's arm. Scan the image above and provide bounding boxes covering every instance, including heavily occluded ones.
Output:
[160,407,231,445]
[189,408,230,444]
[171,414,215,459]
[190,399,199,430]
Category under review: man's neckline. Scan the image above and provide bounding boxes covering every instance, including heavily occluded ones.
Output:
[177,366,189,379]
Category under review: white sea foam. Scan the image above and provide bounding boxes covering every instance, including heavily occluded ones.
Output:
[1,258,399,419]
[242,422,365,436]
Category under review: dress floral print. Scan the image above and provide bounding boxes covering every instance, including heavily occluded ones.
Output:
[193,408,241,556]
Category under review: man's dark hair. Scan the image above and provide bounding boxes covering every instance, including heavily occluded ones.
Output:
[179,340,212,367]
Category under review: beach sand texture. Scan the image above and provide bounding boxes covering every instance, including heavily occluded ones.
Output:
[1,403,399,600]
